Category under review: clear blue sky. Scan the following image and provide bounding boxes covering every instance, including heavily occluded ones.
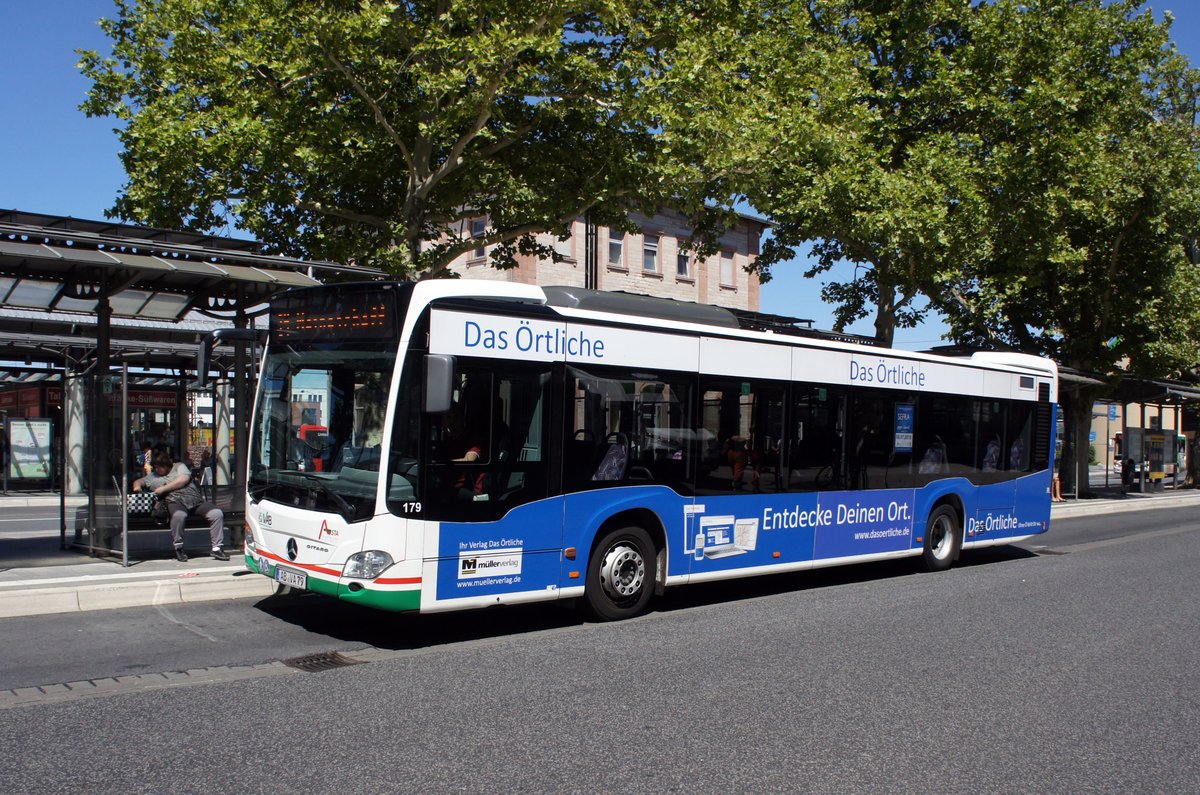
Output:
[2,1,1198,349]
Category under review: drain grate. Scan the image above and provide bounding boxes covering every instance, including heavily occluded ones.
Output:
[282,651,366,672]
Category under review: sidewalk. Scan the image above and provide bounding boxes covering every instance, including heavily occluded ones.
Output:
[0,492,273,619]
[1050,483,1200,517]
[0,486,1197,619]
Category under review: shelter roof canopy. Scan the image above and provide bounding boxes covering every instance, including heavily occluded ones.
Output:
[0,210,379,321]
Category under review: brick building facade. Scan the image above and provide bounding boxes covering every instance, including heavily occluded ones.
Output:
[446,208,766,311]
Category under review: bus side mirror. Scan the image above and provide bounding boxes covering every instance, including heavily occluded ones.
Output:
[192,328,265,388]
[424,355,455,414]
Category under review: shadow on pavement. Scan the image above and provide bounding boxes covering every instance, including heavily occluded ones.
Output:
[0,535,93,570]
[252,542,1038,651]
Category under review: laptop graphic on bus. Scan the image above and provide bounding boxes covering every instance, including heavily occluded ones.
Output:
[701,516,759,559]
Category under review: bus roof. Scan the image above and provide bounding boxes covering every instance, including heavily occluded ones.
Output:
[400,280,1056,378]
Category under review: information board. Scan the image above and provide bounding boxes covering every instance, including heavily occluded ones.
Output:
[893,403,914,453]
[7,418,53,479]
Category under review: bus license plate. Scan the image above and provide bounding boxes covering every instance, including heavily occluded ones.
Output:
[275,566,307,590]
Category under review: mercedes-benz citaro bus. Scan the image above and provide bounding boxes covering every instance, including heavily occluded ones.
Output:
[244,281,1057,620]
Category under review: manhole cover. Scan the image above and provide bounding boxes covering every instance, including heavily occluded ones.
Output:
[282,651,365,672]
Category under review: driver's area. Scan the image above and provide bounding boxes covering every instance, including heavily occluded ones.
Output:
[387,355,551,522]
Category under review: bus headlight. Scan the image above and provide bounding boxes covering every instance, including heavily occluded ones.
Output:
[343,550,394,580]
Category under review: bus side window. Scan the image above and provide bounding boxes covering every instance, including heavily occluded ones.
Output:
[696,377,783,495]
[917,393,977,481]
[566,367,693,493]
[787,385,845,492]
[418,363,551,520]
[1008,402,1033,473]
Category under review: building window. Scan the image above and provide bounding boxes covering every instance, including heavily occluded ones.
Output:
[555,235,574,261]
[608,231,624,267]
[677,250,691,279]
[643,234,659,273]
[470,218,487,260]
[720,251,735,287]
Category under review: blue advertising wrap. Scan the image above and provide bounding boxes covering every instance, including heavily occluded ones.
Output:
[434,471,1052,601]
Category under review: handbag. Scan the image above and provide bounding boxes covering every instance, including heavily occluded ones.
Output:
[150,497,170,526]
[126,491,155,514]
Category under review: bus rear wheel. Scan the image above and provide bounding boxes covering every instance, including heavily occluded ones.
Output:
[582,525,654,621]
[921,505,961,572]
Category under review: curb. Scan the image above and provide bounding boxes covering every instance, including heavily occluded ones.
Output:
[2,496,89,509]
[1051,492,1200,519]
[0,566,275,619]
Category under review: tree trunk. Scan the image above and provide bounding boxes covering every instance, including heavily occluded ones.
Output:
[873,278,898,347]
[1060,387,1099,497]
[1187,433,1200,488]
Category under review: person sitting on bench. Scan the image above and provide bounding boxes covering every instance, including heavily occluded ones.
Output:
[133,449,228,562]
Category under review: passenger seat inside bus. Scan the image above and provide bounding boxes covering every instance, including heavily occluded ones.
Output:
[592,433,629,481]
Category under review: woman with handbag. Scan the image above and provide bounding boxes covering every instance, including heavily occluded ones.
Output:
[133,449,228,562]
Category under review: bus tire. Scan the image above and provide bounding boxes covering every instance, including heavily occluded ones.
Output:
[582,525,655,621]
[921,504,961,572]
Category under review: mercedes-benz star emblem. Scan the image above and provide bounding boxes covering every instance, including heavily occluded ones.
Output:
[286,538,298,561]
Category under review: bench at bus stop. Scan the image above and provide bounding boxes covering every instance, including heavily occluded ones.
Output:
[73,485,244,560]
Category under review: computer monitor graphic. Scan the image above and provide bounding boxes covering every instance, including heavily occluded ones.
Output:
[699,515,758,559]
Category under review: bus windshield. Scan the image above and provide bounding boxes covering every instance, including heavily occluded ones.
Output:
[249,340,396,522]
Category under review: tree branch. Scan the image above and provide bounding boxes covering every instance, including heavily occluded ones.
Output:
[319,39,415,177]
[1099,210,1139,339]
[419,11,555,198]
[298,200,391,230]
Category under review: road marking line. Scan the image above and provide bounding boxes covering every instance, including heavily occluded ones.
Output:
[153,583,222,643]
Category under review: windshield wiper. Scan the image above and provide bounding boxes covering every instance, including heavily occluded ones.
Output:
[293,472,355,518]
[248,481,273,498]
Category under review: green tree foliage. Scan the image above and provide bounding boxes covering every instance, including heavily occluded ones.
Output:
[949,0,1200,493]
[949,1,1200,377]
[730,0,1200,368]
[731,0,988,346]
[79,0,697,275]
[633,0,853,269]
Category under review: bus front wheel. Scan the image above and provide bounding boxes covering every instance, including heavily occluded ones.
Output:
[921,505,961,572]
[582,525,654,621]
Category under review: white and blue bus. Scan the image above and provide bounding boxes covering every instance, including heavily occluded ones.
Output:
[244,280,1057,620]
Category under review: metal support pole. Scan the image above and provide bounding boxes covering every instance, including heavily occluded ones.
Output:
[59,375,67,549]
[584,215,598,290]
[1140,403,1147,492]
[1176,404,1183,489]
[89,279,113,555]
[86,371,97,556]
[1120,402,1128,492]
[121,364,129,567]
[233,301,248,518]
[1104,404,1111,489]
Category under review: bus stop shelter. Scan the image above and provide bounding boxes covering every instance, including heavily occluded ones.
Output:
[0,209,378,562]
[1109,376,1200,491]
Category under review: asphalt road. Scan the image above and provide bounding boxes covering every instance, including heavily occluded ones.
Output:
[1,508,1198,793]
